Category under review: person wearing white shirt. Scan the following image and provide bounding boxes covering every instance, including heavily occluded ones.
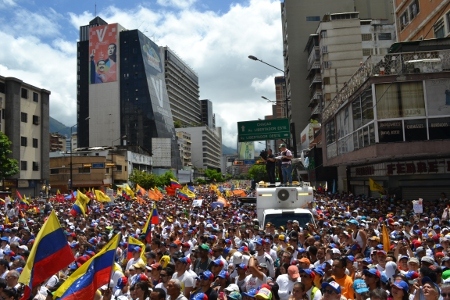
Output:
[299,269,322,300]
[276,265,301,300]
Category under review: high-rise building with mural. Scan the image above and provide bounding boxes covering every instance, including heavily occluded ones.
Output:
[76,17,181,168]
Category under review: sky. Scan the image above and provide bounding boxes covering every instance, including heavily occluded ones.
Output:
[0,0,285,149]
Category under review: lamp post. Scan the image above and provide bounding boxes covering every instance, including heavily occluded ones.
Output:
[69,116,90,192]
[248,55,297,157]
[111,135,127,189]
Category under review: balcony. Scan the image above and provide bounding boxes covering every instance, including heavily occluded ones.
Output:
[307,46,321,71]
[309,75,322,88]
[309,89,322,106]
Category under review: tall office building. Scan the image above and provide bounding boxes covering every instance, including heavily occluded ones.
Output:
[77,17,181,167]
[281,0,393,151]
[200,99,214,128]
[0,76,50,196]
[163,47,201,126]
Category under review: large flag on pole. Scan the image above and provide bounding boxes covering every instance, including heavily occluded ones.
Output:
[142,203,159,244]
[170,179,182,189]
[53,234,120,300]
[94,189,111,203]
[19,210,74,300]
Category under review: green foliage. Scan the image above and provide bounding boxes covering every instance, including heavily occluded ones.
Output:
[248,164,267,182]
[0,132,19,179]
[174,120,182,128]
[129,170,176,189]
[204,169,224,182]
[195,178,207,185]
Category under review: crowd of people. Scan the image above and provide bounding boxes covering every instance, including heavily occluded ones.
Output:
[0,183,449,300]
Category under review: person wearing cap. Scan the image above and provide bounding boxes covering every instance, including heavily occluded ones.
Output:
[331,257,354,300]
[229,291,243,300]
[126,246,144,271]
[212,246,228,270]
[407,257,420,272]
[130,261,147,285]
[149,262,163,286]
[173,257,194,297]
[192,270,217,300]
[347,219,368,257]
[276,265,300,300]
[244,256,267,292]
[299,269,321,300]
[390,279,409,300]
[235,263,249,292]
[113,276,129,300]
[362,268,381,291]
[321,281,342,300]
[193,244,211,276]
[278,144,293,186]
[254,238,275,278]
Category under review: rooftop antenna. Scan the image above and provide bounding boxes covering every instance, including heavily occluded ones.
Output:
[94,3,97,16]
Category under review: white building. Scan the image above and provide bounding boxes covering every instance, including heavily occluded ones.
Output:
[180,126,223,171]
[0,76,50,196]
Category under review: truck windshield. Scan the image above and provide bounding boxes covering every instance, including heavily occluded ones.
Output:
[264,212,314,228]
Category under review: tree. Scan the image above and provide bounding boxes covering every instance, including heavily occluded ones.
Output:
[247,164,267,182]
[204,169,224,182]
[174,120,182,128]
[129,170,176,189]
[0,132,18,180]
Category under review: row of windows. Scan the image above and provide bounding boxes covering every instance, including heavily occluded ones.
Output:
[20,113,40,125]
[361,32,393,41]
[0,83,39,102]
[399,0,420,31]
[21,137,39,148]
[434,11,450,39]
[20,161,39,171]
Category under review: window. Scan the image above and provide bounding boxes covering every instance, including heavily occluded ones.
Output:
[32,138,38,148]
[400,11,409,30]
[0,82,5,94]
[378,33,392,40]
[21,88,28,99]
[320,30,327,38]
[409,0,419,20]
[323,61,332,69]
[306,16,320,21]
[325,120,336,145]
[21,136,27,147]
[21,112,27,123]
[434,19,445,38]
[78,167,90,174]
[32,162,39,171]
[50,169,59,174]
[362,48,372,56]
[33,92,38,102]
[32,115,39,125]
[361,34,372,41]
[20,161,27,170]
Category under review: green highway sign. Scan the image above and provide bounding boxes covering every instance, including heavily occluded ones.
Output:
[238,118,290,142]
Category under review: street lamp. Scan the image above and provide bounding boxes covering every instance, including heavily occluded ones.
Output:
[69,116,90,192]
[111,135,127,188]
[248,55,297,157]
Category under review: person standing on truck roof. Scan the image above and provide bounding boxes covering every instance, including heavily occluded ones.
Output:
[279,144,293,186]
[263,149,276,184]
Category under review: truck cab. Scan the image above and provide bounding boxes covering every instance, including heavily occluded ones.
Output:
[255,183,315,228]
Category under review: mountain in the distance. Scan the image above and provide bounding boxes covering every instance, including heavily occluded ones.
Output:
[49,117,72,137]
[50,116,237,154]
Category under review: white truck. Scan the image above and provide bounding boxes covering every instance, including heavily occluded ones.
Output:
[255,184,315,228]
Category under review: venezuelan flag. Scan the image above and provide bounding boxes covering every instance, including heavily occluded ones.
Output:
[178,191,190,200]
[53,234,120,300]
[170,179,182,188]
[142,204,159,244]
[70,190,90,216]
[19,210,74,300]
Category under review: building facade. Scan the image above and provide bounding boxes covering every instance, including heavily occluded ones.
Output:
[281,0,394,152]
[181,126,223,171]
[175,129,192,167]
[0,76,50,197]
[394,0,450,42]
[200,99,214,128]
[322,38,450,199]
[163,47,201,127]
[50,133,67,152]
[76,17,181,168]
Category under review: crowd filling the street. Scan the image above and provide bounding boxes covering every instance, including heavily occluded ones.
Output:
[0,179,449,300]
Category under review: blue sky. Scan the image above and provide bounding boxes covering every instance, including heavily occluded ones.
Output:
[0,0,284,147]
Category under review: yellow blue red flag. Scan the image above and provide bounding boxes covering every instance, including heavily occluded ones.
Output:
[19,210,74,300]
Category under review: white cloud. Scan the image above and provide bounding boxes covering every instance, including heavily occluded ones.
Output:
[156,0,197,10]
[0,0,283,148]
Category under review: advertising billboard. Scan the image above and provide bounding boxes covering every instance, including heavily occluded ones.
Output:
[89,24,118,84]
[238,142,255,160]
